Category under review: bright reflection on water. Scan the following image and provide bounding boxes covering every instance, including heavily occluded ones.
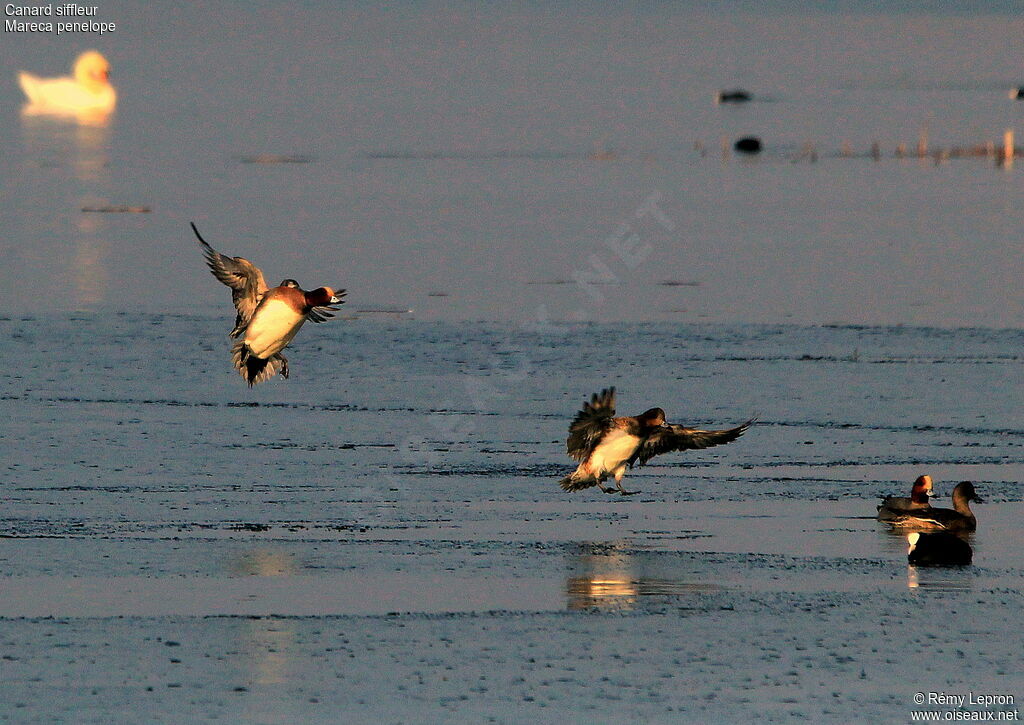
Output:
[242,618,296,687]
[19,113,114,309]
[566,542,720,611]
[228,549,300,577]
[907,565,974,592]
[21,103,113,131]
[226,551,301,688]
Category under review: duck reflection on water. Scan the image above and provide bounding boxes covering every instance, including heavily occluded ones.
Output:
[565,542,719,611]
[19,99,115,310]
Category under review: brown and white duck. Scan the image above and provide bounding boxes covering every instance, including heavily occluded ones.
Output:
[877,474,934,521]
[559,387,752,495]
[192,222,345,386]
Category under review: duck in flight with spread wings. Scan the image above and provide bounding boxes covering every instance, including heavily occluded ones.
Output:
[192,222,346,386]
[560,387,752,495]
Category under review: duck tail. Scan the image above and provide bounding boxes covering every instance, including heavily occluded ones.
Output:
[231,341,288,387]
[560,469,598,492]
[18,72,40,103]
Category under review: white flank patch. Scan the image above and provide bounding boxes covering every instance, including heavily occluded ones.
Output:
[244,299,305,358]
[907,532,920,554]
[588,428,640,476]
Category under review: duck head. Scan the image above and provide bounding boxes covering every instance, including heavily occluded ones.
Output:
[952,481,983,505]
[305,286,345,306]
[74,50,111,91]
[910,474,934,504]
[637,407,666,428]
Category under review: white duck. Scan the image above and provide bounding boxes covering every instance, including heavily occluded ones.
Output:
[18,50,116,115]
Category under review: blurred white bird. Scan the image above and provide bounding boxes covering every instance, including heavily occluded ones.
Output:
[18,50,116,115]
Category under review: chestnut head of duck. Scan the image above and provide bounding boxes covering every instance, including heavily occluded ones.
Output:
[304,286,344,307]
[910,474,934,504]
[273,280,345,309]
[637,407,666,428]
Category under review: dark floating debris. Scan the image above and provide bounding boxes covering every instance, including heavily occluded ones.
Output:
[426,291,450,297]
[236,154,314,164]
[716,88,752,104]
[733,136,762,154]
[81,205,151,213]
[658,280,700,287]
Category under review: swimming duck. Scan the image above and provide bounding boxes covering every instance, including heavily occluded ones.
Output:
[192,222,345,386]
[559,387,751,495]
[907,532,972,566]
[877,474,933,521]
[18,50,116,115]
[886,481,983,532]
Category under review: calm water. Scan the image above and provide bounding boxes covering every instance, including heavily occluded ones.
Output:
[1,2,1022,325]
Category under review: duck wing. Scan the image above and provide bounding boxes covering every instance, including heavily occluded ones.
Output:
[629,419,752,467]
[566,387,617,462]
[191,222,269,335]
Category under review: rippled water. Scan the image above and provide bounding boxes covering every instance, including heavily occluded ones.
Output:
[2,315,1023,721]
[3,315,1021,581]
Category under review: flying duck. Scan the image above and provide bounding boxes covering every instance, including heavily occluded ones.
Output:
[559,387,751,495]
[885,481,983,532]
[192,222,345,386]
[877,474,934,521]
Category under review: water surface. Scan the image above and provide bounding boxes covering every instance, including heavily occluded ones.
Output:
[2,2,1022,324]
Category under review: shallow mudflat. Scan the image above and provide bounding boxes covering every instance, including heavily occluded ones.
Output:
[1,317,1022,722]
